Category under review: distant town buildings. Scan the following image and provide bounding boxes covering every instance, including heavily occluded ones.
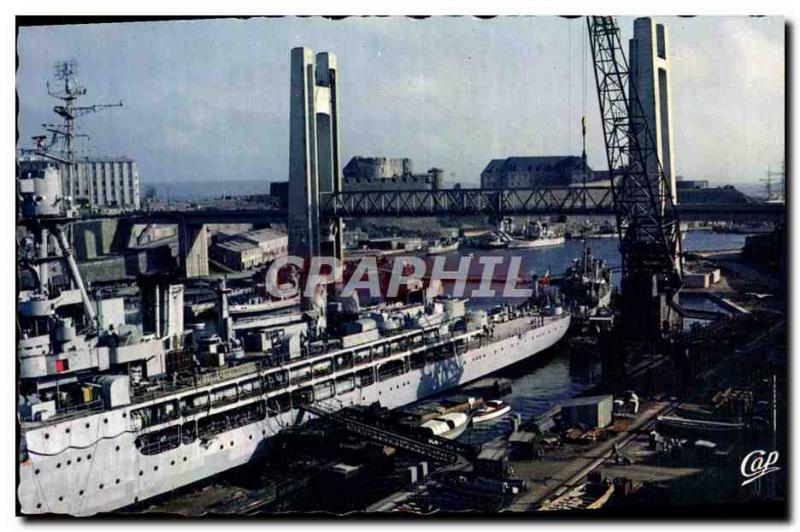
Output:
[675,176,708,190]
[18,155,141,210]
[481,156,593,189]
[210,228,288,271]
[343,157,445,191]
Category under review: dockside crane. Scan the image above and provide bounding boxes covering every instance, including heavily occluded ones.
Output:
[586,16,683,343]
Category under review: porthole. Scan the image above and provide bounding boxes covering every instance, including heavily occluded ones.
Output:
[103,419,108,424]
[230,441,234,447]
[171,460,175,466]
[36,503,42,509]
[262,430,266,436]
[56,463,61,468]
[77,457,82,463]
[182,457,187,462]
[65,428,70,434]
[44,434,50,440]
[219,445,224,450]
[122,412,127,418]
[58,496,63,502]
[86,454,91,460]
[249,435,253,440]
[116,478,120,484]
[79,490,84,496]
[34,469,40,475]
[153,466,158,471]
[99,484,104,490]
[115,446,120,452]
[139,470,143,476]
[66,460,71,466]
[85,423,90,428]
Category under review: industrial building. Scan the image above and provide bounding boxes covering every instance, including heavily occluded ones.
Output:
[342,157,445,191]
[210,228,288,271]
[17,155,141,210]
[480,156,593,189]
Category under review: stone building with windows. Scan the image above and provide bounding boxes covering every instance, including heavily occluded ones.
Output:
[480,156,593,189]
[342,156,445,192]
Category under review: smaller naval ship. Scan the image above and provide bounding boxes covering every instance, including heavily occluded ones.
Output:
[507,220,565,249]
[561,240,612,314]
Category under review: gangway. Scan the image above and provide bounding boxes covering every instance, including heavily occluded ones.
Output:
[670,303,727,322]
[300,403,478,465]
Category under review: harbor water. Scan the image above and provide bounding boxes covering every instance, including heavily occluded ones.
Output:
[420,230,751,446]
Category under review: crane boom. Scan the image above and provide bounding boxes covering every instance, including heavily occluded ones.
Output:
[587,16,683,342]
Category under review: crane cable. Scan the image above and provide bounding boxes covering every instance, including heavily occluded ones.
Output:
[568,21,573,154]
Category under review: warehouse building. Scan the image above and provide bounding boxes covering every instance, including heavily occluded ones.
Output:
[481,156,594,189]
[210,228,288,271]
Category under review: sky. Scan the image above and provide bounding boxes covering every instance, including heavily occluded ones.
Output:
[17,16,784,188]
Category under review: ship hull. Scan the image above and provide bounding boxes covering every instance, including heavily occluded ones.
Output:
[18,315,570,516]
[506,237,565,249]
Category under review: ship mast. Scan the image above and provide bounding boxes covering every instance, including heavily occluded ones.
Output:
[22,60,123,198]
[19,60,123,327]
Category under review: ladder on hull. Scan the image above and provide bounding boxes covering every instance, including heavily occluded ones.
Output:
[300,403,477,465]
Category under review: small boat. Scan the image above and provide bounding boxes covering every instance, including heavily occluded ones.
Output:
[472,400,512,424]
[421,412,471,439]
[427,238,460,255]
[539,479,615,511]
[506,221,565,249]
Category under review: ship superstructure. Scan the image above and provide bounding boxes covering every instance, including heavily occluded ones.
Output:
[16,164,570,516]
[17,255,570,515]
[562,239,612,314]
[16,59,572,518]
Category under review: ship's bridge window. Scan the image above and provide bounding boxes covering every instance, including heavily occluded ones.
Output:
[409,352,426,370]
[354,348,371,366]
[334,352,353,371]
[132,400,179,429]
[135,425,181,455]
[454,339,468,355]
[355,367,375,388]
[312,359,333,378]
[197,400,267,440]
[182,421,197,445]
[264,370,288,391]
[290,386,314,407]
[335,374,355,395]
[313,380,335,401]
[180,392,209,416]
[211,384,238,407]
[289,364,312,385]
[239,377,262,399]
[378,359,406,381]
[266,393,291,415]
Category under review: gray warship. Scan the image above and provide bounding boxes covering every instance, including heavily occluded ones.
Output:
[16,163,570,516]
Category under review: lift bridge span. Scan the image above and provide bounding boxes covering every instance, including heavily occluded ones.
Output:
[121,186,784,225]
[319,187,785,222]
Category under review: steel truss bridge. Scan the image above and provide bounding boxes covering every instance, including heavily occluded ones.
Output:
[317,187,784,223]
[105,186,785,225]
